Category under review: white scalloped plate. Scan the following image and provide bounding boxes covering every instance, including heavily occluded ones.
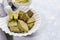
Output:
[0,8,41,37]
[13,0,32,8]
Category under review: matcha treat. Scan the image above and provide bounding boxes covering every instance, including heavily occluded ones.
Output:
[15,0,29,4]
[19,11,30,21]
[18,20,29,32]
[9,26,20,33]
[19,11,25,19]
[27,17,35,23]
[28,23,34,29]
[27,10,34,17]
[9,11,14,20]
[13,12,19,20]
[8,21,17,27]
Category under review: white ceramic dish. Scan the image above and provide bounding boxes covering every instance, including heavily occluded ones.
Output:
[0,8,41,37]
[12,0,32,9]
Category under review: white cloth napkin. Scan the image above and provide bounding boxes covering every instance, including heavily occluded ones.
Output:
[0,0,3,4]
[0,0,8,40]
[3,0,12,14]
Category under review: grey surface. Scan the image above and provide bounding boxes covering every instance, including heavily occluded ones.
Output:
[5,34,13,40]
[0,29,7,40]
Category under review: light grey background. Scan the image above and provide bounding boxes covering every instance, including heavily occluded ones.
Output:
[0,0,60,40]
